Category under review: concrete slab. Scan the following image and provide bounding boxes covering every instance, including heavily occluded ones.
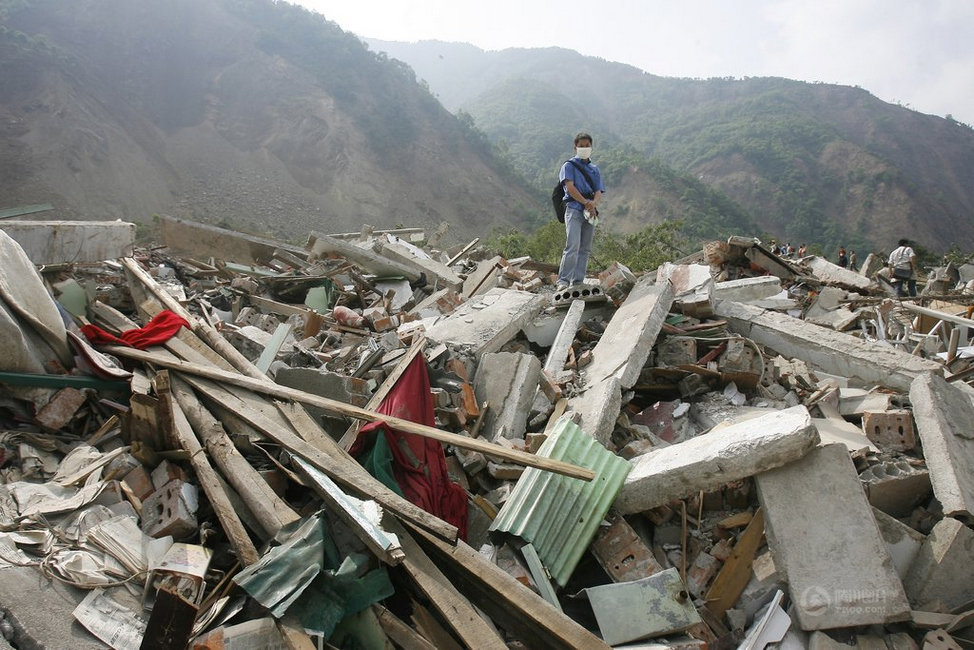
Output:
[583,278,674,390]
[567,377,623,446]
[0,565,108,649]
[909,373,974,520]
[715,300,942,392]
[377,237,462,290]
[425,288,546,359]
[0,220,135,264]
[712,276,783,304]
[871,508,924,581]
[756,444,911,630]
[158,214,306,266]
[903,516,974,611]
[804,256,874,291]
[474,352,542,441]
[308,231,423,283]
[615,406,819,515]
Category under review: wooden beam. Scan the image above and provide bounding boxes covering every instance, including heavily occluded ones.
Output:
[384,517,506,650]
[406,522,611,650]
[170,376,300,537]
[102,346,596,482]
[160,372,260,566]
[373,605,436,650]
[704,508,766,619]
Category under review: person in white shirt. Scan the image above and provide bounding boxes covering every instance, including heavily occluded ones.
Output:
[887,238,917,297]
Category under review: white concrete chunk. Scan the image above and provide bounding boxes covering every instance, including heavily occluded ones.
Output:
[0,220,135,264]
[871,508,924,581]
[582,278,674,389]
[909,372,974,519]
[804,256,874,290]
[715,300,942,392]
[425,288,546,359]
[756,444,911,630]
[377,238,463,289]
[474,352,541,441]
[713,276,783,303]
[615,406,820,514]
[902,516,974,611]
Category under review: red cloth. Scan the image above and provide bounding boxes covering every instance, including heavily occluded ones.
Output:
[80,310,190,349]
[350,356,469,541]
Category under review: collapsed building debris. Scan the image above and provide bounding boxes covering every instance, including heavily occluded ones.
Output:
[0,220,973,648]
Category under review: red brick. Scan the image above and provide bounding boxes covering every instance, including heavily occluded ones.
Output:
[862,409,916,451]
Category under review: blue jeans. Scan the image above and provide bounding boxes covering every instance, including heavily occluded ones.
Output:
[557,206,594,285]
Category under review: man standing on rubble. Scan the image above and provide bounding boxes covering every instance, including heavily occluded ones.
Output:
[888,238,918,297]
[556,132,604,290]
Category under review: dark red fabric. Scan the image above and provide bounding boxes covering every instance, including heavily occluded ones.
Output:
[350,356,469,541]
[80,310,190,350]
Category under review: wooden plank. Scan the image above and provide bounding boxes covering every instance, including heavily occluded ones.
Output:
[338,335,427,451]
[406,522,611,650]
[102,345,596,482]
[384,517,506,650]
[704,507,766,618]
[374,605,436,650]
[446,238,480,267]
[160,372,260,566]
[170,376,300,537]
[246,293,315,319]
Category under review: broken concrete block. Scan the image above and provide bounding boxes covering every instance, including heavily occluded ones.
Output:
[862,409,916,451]
[308,231,423,283]
[616,406,819,515]
[276,367,371,407]
[425,288,546,359]
[902,516,974,611]
[909,373,974,519]
[473,351,541,441]
[141,479,198,539]
[583,278,674,390]
[715,300,942,392]
[804,256,874,291]
[590,514,664,583]
[756,444,911,630]
[872,508,924,581]
[838,388,893,418]
[376,237,462,290]
[566,376,623,446]
[462,255,503,298]
[859,460,932,517]
[805,287,860,331]
[712,276,782,304]
[584,568,702,644]
[813,417,878,456]
[0,220,135,264]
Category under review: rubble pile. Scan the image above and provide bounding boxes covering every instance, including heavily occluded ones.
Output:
[1,215,973,649]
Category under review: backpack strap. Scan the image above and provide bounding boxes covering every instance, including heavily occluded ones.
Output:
[565,159,597,198]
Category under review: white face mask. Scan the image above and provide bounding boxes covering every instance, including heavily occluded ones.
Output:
[575,146,592,159]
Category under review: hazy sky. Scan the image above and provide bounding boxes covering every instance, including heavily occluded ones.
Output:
[294,0,974,125]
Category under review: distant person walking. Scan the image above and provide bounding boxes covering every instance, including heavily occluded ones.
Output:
[888,239,918,297]
[837,247,848,268]
[849,249,858,271]
[556,132,604,290]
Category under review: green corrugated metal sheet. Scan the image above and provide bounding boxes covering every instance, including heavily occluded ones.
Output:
[488,418,631,586]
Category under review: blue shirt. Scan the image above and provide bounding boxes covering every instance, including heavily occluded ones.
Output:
[560,157,605,211]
